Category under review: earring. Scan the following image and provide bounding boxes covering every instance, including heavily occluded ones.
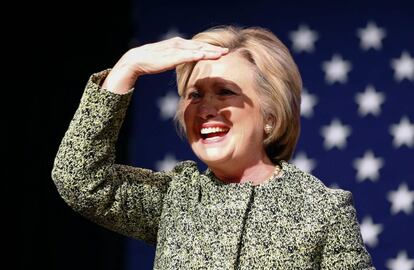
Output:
[264,124,273,135]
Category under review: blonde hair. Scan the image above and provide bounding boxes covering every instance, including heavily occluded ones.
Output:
[175,25,302,162]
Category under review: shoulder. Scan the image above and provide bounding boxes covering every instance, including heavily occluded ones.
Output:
[280,160,354,211]
[171,160,199,175]
[169,160,201,183]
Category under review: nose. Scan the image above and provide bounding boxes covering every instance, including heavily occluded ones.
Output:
[198,95,218,120]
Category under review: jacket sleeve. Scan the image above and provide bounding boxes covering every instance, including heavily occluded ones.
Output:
[51,70,171,245]
[320,190,376,270]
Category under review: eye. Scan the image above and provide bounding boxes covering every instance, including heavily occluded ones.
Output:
[218,88,236,96]
[187,90,202,100]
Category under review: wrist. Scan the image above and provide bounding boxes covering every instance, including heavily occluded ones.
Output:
[102,67,138,94]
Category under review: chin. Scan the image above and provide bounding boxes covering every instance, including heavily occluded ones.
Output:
[192,141,234,166]
[201,152,231,165]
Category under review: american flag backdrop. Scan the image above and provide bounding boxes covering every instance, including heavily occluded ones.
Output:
[125,1,414,269]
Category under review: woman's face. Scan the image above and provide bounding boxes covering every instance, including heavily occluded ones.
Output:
[183,52,267,169]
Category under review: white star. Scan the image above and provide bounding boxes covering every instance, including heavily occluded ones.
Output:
[389,116,414,148]
[289,24,319,53]
[387,183,414,215]
[160,27,186,40]
[353,150,384,182]
[155,153,179,172]
[355,85,385,117]
[157,91,180,120]
[359,216,383,248]
[320,119,352,150]
[291,152,316,173]
[322,54,352,84]
[386,251,414,270]
[357,21,386,50]
[301,88,318,118]
[391,51,414,82]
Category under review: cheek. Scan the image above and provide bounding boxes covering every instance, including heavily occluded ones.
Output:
[247,109,266,137]
[183,106,191,127]
[183,104,196,136]
[235,106,264,126]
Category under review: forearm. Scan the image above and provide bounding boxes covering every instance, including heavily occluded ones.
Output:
[51,70,133,214]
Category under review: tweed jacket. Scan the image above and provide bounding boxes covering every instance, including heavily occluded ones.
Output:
[52,70,375,269]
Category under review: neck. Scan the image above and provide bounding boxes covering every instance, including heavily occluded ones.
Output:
[208,155,276,185]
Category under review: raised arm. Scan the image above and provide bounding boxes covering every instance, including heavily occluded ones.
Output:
[51,38,228,244]
[102,37,229,94]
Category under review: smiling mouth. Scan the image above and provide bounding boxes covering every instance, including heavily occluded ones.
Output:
[200,126,230,140]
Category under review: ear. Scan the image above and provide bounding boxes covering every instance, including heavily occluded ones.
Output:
[265,115,276,127]
[263,115,275,135]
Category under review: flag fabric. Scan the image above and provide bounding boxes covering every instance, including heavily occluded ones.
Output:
[127,1,414,269]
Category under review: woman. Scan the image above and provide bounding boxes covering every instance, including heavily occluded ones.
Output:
[52,25,375,269]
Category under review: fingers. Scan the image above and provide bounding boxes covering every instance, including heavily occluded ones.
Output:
[183,42,230,62]
[167,36,229,55]
[192,48,229,62]
[175,49,224,65]
[160,37,229,67]
[189,43,229,57]
[185,40,228,53]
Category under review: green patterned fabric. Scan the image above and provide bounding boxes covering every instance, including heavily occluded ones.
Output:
[52,70,375,269]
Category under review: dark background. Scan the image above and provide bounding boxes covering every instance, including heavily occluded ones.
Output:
[20,1,132,269]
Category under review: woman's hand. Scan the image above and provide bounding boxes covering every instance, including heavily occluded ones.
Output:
[102,37,229,94]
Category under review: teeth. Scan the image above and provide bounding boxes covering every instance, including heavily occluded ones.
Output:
[200,127,229,135]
